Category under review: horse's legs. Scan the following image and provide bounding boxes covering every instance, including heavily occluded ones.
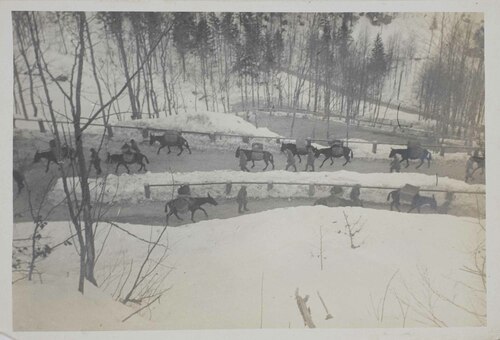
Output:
[408,205,415,213]
[45,159,51,173]
[157,145,167,155]
[297,154,302,163]
[199,207,208,218]
[167,146,172,154]
[177,145,183,156]
[342,156,349,166]
[405,159,410,168]
[427,156,431,168]
[416,159,424,169]
[173,210,183,221]
[320,157,328,168]
[190,209,196,222]
[115,163,120,174]
[251,160,256,168]
[263,160,268,171]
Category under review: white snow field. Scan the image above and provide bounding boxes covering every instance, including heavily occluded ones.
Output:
[49,170,485,215]
[13,206,485,330]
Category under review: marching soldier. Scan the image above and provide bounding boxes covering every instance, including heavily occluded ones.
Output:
[90,148,102,175]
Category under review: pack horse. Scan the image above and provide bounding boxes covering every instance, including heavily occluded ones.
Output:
[235,142,275,171]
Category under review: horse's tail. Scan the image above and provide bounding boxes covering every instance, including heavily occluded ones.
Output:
[387,191,393,201]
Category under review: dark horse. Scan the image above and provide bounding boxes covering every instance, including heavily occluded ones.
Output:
[13,170,25,194]
[33,146,75,172]
[235,147,275,171]
[387,190,437,213]
[465,155,485,182]
[280,143,313,163]
[313,195,362,207]
[106,152,149,173]
[149,133,191,156]
[389,148,432,169]
[164,193,218,223]
[314,146,353,167]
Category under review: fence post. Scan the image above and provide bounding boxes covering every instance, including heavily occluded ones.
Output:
[308,184,315,197]
[144,184,151,199]
[372,142,377,154]
[142,128,149,139]
[38,119,46,133]
[106,125,114,138]
[267,181,273,191]
[225,181,232,195]
[440,146,445,156]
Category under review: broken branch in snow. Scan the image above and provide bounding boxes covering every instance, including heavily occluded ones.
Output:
[295,288,316,328]
[317,291,333,320]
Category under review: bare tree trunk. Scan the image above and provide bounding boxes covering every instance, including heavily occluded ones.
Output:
[115,28,140,119]
[75,12,97,287]
[13,61,28,119]
[14,16,38,117]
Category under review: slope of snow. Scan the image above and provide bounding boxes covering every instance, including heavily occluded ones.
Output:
[12,206,485,329]
[112,111,279,138]
[48,170,485,214]
[13,275,157,331]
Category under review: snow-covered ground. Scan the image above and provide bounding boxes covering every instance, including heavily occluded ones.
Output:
[108,111,279,138]
[13,206,485,330]
[48,170,485,215]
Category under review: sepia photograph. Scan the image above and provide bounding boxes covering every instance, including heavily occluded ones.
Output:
[2,1,499,338]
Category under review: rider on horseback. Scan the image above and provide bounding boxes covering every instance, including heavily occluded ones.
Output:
[176,184,192,214]
[130,139,141,154]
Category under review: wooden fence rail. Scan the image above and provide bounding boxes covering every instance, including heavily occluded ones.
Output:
[143,181,485,199]
[14,117,482,153]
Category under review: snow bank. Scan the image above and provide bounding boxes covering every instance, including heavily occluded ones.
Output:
[13,276,157,331]
[112,111,279,138]
[13,206,485,329]
[49,170,485,214]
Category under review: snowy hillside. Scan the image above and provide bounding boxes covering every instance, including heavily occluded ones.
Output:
[13,206,485,329]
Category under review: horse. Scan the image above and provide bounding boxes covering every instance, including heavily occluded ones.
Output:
[164,193,218,223]
[408,194,437,213]
[149,133,191,156]
[389,148,432,169]
[314,146,353,167]
[33,145,75,172]
[313,195,362,207]
[106,152,149,174]
[465,155,485,182]
[235,147,275,171]
[13,170,25,194]
[387,190,437,213]
[280,143,313,163]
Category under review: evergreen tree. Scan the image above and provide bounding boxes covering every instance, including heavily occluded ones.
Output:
[370,33,387,76]
[172,12,196,79]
